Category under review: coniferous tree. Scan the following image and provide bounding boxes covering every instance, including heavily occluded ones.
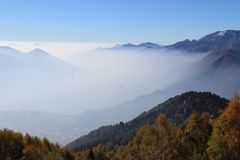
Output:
[87,149,95,160]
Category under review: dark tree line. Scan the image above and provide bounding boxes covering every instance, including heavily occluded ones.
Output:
[76,95,240,160]
[68,91,228,151]
[0,129,75,160]
[0,94,239,160]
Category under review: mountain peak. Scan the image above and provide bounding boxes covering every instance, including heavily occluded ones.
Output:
[0,46,24,55]
[29,48,50,56]
[114,42,160,49]
[216,31,226,37]
[201,30,240,40]
[167,30,240,53]
[116,43,137,48]
[67,91,228,151]
[138,42,161,48]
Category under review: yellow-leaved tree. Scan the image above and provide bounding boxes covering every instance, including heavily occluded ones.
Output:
[208,94,240,160]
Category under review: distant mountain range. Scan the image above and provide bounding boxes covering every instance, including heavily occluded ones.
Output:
[0,111,80,145]
[0,47,76,79]
[69,29,240,126]
[113,30,240,53]
[166,30,240,52]
[67,91,228,151]
[114,42,161,49]
[66,29,240,148]
[107,30,240,103]
[0,30,239,145]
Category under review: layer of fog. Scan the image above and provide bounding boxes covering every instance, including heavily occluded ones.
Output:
[0,41,116,59]
[0,47,203,114]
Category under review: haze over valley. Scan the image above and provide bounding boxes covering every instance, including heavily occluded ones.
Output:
[0,1,240,159]
[0,30,240,144]
[0,42,203,114]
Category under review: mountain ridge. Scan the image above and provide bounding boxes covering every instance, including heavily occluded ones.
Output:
[67,91,228,151]
[70,30,240,59]
[165,30,240,52]
[1,29,240,146]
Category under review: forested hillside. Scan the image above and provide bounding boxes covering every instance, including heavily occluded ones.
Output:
[75,94,240,160]
[0,129,75,160]
[68,91,228,151]
[1,92,240,160]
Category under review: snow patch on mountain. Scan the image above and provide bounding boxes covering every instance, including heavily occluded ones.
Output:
[216,31,226,37]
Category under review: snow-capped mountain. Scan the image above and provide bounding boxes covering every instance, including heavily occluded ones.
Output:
[166,30,240,53]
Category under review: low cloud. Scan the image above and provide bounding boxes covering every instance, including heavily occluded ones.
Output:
[0,44,204,114]
[0,41,116,59]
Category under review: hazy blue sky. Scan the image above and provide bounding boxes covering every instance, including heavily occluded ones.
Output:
[0,0,239,44]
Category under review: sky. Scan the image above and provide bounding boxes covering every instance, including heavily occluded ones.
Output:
[0,0,240,57]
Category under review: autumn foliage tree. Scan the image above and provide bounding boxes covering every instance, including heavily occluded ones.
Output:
[1,93,240,160]
[0,129,74,160]
[0,129,24,160]
[109,114,179,160]
[74,95,240,160]
[208,95,240,160]
[175,112,212,160]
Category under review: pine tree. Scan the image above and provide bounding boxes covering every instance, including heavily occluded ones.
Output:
[87,149,95,160]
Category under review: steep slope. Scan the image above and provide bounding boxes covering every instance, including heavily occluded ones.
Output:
[0,46,75,71]
[0,46,25,69]
[0,46,76,82]
[25,48,76,77]
[197,43,240,74]
[166,30,240,53]
[68,42,240,139]
[188,42,240,96]
[27,48,74,68]
[0,90,178,146]
[67,91,228,151]
[70,30,240,56]
[64,30,240,147]
[1,30,239,147]
[0,46,25,57]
